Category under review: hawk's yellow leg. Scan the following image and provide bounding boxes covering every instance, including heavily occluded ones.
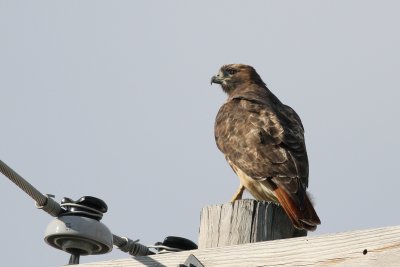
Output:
[230,184,245,202]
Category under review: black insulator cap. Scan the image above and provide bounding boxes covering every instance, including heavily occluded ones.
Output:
[60,196,108,220]
[77,196,108,213]
[162,236,198,251]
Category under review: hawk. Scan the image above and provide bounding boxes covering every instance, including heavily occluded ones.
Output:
[211,64,321,231]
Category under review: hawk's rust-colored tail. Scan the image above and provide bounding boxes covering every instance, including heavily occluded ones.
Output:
[274,187,321,231]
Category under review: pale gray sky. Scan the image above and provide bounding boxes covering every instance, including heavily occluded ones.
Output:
[1,1,400,266]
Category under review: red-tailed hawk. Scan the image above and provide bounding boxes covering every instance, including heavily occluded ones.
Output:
[211,64,321,231]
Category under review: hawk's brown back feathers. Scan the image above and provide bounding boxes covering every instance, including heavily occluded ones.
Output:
[212,64,321,231]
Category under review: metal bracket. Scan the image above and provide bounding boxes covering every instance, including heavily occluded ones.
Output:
[178,254,204,267]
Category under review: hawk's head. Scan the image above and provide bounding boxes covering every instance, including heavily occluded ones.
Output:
[211,64,266,94]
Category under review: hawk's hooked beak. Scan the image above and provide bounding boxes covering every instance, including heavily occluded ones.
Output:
[211,75,223,85]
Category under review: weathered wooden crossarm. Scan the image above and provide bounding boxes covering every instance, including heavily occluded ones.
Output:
[76,225,400,267]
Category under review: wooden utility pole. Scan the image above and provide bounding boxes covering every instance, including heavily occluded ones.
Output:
[198,199,306,249]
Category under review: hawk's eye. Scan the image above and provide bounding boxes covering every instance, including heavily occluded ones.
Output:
[226,68,237,75]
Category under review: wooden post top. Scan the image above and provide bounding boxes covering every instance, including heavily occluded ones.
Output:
[198,199,306,249]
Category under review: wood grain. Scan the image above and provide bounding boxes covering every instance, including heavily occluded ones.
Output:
[198,200,306,249]
[75,225,400,266]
